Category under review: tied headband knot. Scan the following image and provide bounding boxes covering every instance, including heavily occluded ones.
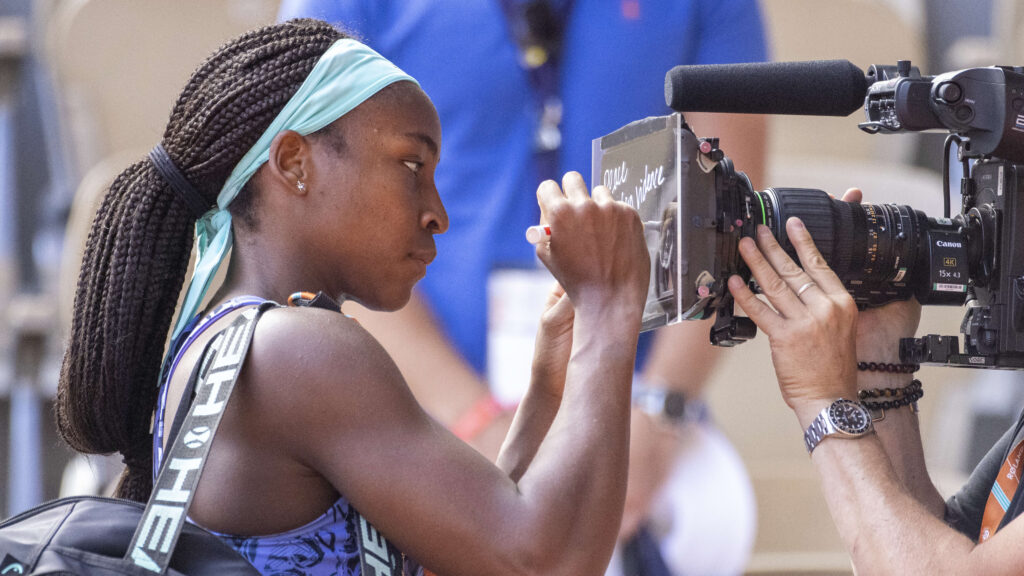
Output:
[166,38,418,346]
[149,144,210,220]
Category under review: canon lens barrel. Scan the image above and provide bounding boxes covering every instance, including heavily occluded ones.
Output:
[750,187,969,306]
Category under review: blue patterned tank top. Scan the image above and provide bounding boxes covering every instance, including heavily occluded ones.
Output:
[152,296,367,575]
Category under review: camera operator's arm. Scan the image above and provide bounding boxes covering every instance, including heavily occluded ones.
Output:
[854,362,947,519]
[841,189,946,519]
[728,218,1024,575]
[617,111,767,539]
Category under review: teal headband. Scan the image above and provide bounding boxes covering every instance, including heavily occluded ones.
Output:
[170,38,418,341]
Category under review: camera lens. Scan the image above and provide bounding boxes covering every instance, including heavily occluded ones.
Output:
[749,187,968,306]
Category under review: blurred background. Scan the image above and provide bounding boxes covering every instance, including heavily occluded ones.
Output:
[0,0,1021,574]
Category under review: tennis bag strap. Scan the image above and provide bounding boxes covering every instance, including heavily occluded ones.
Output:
[126,302,274,572]
[126,299,405,575]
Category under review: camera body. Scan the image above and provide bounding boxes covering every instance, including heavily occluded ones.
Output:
[594,61,1024,368]
[910,158,1024,367]
[861,63,1024,160]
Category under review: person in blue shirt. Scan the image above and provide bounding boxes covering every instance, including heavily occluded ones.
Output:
[278,2,769,573]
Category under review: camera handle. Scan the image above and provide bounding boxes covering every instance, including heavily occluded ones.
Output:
[709,294,757,347]
[899,334,1024,369]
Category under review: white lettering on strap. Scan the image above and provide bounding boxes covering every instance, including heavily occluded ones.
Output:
[360,517,389,559]
[135,504,183,555]
[363,554,393,576]
[359,515,395,575]
[211,323,244,369]
[131,546,161,572]
[154,457,202,503]
[193,365,234,416]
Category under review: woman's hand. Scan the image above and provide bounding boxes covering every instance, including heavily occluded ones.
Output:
[534,172,650,320]
[727,218,860,426]
[530,282,574,400]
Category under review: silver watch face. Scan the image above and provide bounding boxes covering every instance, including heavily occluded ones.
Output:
[828,399,872,435]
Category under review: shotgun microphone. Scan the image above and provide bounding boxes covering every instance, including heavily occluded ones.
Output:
[664,59,868,117]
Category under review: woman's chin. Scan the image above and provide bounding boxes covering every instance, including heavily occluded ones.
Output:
[350,289,413,313]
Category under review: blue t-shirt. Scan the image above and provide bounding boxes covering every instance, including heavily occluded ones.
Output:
[278,0,768,374]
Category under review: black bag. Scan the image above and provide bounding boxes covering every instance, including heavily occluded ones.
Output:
[0,304,272,575]
[0,496,258,574]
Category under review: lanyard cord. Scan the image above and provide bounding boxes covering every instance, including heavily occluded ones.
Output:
[497,0,574,181]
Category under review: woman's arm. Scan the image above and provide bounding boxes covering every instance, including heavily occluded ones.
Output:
[256,172,649,575]
[495,283,573,482]
[343,294,514,458]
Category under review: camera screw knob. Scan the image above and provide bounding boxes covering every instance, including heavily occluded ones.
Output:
[937,81,962,104]
[698,138,724,162]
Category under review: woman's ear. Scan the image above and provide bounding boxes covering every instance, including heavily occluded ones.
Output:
[267,130,311,196]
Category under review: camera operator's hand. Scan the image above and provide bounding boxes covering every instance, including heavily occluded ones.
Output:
[727,219,859,427]
[840,188,922,364]
[534,172,650,319]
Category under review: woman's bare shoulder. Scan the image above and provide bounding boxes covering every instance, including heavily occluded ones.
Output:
[247,306,403,394]
[237,306,422,441]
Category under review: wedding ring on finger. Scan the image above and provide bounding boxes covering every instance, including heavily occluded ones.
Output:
[796,281,818,297]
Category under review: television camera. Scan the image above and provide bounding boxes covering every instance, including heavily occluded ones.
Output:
[594,59,1024,369]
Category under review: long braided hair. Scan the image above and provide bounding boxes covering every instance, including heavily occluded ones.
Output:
[57,19,346,502]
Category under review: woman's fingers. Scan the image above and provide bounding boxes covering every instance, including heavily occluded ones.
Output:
[536,179,565,225]
[591,184,614,205]
[562,171,589,203]
[532,172,649,312]
[544,281,567,310]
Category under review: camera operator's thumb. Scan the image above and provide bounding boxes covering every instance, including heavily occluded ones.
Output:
[533,172,650,315]
[840,187,862,204]
[839,187,922,360]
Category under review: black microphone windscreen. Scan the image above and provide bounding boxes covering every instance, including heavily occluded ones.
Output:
[664,60,867,117]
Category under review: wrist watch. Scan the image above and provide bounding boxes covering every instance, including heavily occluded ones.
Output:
[632,385,706,426]
[803,398,874,454]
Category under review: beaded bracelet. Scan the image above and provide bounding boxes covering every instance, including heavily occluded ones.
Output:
[858,379,923,400]
[859,379,924,413]
[861,388,924,410]
[857,361,920,374]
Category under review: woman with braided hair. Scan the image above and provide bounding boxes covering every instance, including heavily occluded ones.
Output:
[57,18,650,575]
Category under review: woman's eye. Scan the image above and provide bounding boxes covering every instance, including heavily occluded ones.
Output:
[403,160,422,174]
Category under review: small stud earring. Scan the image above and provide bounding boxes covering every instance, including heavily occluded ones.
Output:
[296,180,306,192]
